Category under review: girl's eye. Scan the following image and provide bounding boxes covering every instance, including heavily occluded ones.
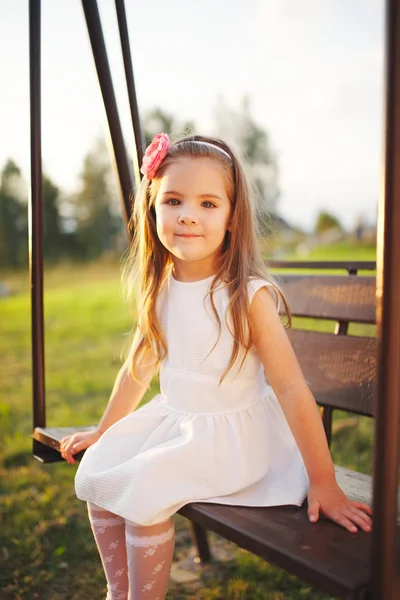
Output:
[166,198,180,206]
[202,201,216,209]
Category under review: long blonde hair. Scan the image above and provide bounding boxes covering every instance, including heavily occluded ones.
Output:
[123,134,290,382]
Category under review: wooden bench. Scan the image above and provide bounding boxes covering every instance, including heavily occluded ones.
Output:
[33,260,397,599]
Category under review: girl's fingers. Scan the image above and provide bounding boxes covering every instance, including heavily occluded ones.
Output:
[67,443,77,463]
[326,505,372,533]
[333,514,358,533]
[66,450,76,464]
[349,505,372,524]
[307,500,320,522]
[352,501,373,516]
[60,431,98,464]
[344,508,372,532]
[60,439,76,464]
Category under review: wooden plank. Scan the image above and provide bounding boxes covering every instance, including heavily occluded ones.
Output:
[291,331,377,416]
[179,504,371,598]
[179,466,399,598]
[32,439,63,463]
[275,275,376,324]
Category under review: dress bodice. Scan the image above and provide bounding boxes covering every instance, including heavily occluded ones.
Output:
[157,273,270,413]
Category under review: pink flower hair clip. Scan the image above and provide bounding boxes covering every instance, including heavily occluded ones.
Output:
[140,133,171,180]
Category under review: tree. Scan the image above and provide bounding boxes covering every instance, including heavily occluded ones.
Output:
[72,138,121,260]
[42,175,65,263]
[0,160,79,266]
[315,211,343,234]
[0,160,27,267]
[143,108,196,144]
[212,96,279,217]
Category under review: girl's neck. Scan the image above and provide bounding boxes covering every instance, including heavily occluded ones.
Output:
[171,260,218,282]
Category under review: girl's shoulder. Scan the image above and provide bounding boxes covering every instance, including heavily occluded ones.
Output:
[210,273,280,308]
[247,276,281,309]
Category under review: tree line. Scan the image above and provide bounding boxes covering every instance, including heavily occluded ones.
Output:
[1,100,346,270]
[0,142,123,268]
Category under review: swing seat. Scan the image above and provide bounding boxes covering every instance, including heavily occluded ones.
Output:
[32,426,96,462]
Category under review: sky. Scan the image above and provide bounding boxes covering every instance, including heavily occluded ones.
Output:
[0,0,385,231]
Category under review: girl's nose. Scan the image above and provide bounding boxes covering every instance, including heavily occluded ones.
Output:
[177,213,199,225]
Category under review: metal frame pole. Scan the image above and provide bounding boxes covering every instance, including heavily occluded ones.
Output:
[29,0,46,430]
[114,0,144,193]
[81,0,134,228]
[371,0,400,597]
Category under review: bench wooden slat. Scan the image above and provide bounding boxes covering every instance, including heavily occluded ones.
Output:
[291,330,376,417]
[179,504,370,598]
[276,275,376,324]
[179,465,399,598]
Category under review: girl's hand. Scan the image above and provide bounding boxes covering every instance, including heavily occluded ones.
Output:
[59,428,102,465]
[307,481,373,533]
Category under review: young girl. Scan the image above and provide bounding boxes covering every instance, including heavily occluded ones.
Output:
[60,133,372,600]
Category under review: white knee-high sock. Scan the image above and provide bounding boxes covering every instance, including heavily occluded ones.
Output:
[87,503,129,600]
[125,517,175,600]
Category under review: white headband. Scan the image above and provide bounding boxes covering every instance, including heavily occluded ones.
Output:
[178,140,232,161]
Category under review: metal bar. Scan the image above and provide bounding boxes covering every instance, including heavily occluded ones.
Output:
[81,0,133,229]
[188,522,211,564]
[324,315,352,446]
[371,0,400,598]
[29,0,46,430]
[335,322,349,336]
[114,0,144,194]
[321,407,333,447]
[268,261,376,271]
[326,308,352,445]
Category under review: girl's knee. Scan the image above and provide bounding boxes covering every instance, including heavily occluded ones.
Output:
[125,517,174,534]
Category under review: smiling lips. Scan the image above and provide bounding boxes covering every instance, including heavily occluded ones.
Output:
[175,233,203,238]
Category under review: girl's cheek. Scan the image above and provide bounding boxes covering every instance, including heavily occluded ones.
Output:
[158,207,173,223]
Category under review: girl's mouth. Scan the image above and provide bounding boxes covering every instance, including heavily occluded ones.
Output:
[175,234,203,238]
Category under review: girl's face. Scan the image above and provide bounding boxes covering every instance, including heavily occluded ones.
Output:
[154,157,232,277]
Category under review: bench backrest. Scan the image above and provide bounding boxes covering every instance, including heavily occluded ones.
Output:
[269,261,377,419]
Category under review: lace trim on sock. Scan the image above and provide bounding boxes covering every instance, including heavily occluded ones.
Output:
[125,526,174,547]
[90,516,125,527]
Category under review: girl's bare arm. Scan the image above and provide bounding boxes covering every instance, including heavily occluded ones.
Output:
[249,286,372,532]
[60,341,157,463]
[250,287,335,484]
[97,349,156,434]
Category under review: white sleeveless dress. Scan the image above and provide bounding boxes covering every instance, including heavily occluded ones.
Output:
[75,273,309,525]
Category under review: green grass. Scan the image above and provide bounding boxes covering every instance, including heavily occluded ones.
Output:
[0,243,376,599]
[285,241,376,263]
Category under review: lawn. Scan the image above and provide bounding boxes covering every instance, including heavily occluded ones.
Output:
[0,244,375,600]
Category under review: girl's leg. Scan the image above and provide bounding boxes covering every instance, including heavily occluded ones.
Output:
[87,502,129,600]
[125,517,175,600]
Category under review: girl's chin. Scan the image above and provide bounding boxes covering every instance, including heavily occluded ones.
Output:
[170,253,207,262]
[168,249,219,264]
